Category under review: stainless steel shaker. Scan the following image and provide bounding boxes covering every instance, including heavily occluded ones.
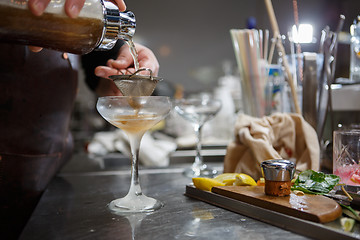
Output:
[0,0,136,54]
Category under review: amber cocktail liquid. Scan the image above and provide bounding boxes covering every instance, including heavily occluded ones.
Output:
[109,114,162,135]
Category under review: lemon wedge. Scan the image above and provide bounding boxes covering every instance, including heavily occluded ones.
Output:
[222,179,236,186]
[340,217,355,232]
[214,173,240,186]
[234,173,257,186]
[192,177,225,191]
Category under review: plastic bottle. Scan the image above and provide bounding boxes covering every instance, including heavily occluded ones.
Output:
[265,64,285,115]
[0,0,135,54]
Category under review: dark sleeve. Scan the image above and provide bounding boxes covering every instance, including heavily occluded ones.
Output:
[81,40,125,91]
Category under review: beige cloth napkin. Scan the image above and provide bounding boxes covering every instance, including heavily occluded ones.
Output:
[224,113,320,180]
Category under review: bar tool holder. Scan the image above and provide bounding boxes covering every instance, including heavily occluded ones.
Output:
[261,159,296,196]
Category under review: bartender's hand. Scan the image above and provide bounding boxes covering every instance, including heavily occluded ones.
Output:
[95,43,159,78]
[94,43,160,96]
[28,0,126,17]
[28,0,126,52]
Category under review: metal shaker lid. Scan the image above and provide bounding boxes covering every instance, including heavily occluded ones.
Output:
[261,159,296,181]
[97,1,136,51]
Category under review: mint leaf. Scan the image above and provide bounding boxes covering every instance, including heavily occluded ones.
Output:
[291,170,340,194]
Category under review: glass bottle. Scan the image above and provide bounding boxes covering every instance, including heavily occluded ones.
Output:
[0,0,136,54]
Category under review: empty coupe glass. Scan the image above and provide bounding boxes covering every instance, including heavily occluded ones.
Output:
[175,98,222,178]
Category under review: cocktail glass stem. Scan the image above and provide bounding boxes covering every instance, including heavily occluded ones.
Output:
[183,123,217,178]
[109,131,163,213]
[192,124,205,175]
[128,133,144,198]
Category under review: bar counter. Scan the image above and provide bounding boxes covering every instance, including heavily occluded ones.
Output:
[18,152,315,240]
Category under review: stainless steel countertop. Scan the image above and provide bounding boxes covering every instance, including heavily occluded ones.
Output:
[19,153,312,240]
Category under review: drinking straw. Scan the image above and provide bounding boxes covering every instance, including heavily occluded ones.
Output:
[239,30,258,116]
[264,29,269,61]
[268,35,276,64]
[288,32,298,85]
[259,29,263,59]
[292,0,303,83]
[230,29,267,117]
[250,29,267,116]
[230,30,254,115]
[247,30,262,116]
[264,0,301,115]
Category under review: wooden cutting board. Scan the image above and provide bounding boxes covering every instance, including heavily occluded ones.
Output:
[211,185,342,223]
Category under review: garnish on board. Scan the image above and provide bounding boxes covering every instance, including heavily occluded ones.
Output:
[291,169,340,195]
[341,204,360,222]
[340,217,355,232]
[192,173,257,191]
[290,170,360,224]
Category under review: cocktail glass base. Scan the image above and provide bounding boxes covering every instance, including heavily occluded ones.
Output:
[183,164,218,178]
[109,194,163,214]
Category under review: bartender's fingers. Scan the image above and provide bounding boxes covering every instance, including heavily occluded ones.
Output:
[28,0,125,17]
[28,46,43,52]
[136,43,159,76]
[105,60,134,74]
[112,0,126,11]
[95,66,121,79]
[108,44,133,69]
[64,0,86,18]
[106,59,116,68]
[110,43,160,76]
[28,0,50,16]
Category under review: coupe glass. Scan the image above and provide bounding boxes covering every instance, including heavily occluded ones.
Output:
[174,98,222,177]
[97,96,171,213]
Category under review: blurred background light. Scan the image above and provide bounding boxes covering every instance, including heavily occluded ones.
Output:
[292,23,314,43]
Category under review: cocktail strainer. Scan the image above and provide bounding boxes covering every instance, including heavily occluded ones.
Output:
[109,68,162,96]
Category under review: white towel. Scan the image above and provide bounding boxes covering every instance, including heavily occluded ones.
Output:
[88,129,177,167]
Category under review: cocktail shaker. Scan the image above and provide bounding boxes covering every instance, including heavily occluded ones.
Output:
[0,0,136,54]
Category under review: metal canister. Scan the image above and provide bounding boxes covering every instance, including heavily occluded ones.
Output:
[261,159,296,196]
